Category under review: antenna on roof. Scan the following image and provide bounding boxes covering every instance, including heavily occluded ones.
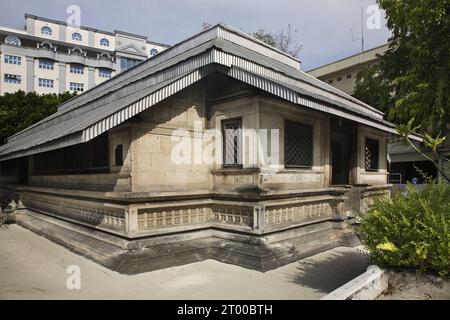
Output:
[351,7,365,52]
[202,19,212,31]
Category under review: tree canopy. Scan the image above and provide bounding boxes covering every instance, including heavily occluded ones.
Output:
[353,0,449,136]
[0,90,76,145]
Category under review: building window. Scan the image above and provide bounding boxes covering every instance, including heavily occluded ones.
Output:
[120,57,141,71]
[4,35,21,46]
[150,48,159,57]
[98,68,112,79]
[70,64,84,74]
[346,73,352,79]
[41,26,52,36]
[114,144,123,166]
[69,82,84,92]
[328,79,333,84]
[38,78,54,88]
[337,76,342,82]
[4,74,21,84]
[222,118,242,167]
[100,38,110,47]
[34,133,108,174]
[365,138,379,171]
[285,121,313,168]
[72,32,82,41]
[39,59,54,70]
[4,55,21,65]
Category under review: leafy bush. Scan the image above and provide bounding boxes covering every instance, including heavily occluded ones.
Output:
[358,180,450,277]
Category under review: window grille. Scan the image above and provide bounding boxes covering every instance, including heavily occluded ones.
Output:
[222,118,242,167]
[365,138,379,171]
[285,121,313,168]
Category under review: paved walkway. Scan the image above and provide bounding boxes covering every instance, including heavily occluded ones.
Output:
[0,224,369,299]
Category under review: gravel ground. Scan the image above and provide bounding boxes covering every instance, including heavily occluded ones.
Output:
[378,271,450,300]
[0,224,369,300]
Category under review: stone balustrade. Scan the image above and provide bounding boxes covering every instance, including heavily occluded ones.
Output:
[1,185,350,237]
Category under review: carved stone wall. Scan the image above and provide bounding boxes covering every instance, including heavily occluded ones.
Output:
[12,187,348,237]
[265,199,333,226]
[137,204,253,231]
[360,187,391,213]
[21,192,126,231]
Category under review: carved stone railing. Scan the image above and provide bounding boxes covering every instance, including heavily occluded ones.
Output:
[360,185,391,213]
[265,200,333,226]
[136,204,254,231]
[20,191,126,232]
[7,185,348,237]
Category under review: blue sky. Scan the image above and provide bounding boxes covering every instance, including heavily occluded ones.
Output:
[0,0,391,70]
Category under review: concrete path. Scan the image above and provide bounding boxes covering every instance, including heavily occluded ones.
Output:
[0,224,369,299]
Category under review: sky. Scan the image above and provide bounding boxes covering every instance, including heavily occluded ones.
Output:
[0,0,392,70]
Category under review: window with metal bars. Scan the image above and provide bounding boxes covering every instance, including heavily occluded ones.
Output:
[365,138,379,171]
[222,118,242,167]
[285,121,313,168]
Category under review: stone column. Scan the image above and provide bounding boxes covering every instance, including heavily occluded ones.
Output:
[126,207,139,234]
[58,62,66,93]
[88,30,95,47]
[253,204,266,230]
[59,23,66,41]
[25,56,35,92]
[88,67,95,90]
[26,16,35,35]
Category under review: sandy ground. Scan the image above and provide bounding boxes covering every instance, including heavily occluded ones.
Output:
[0,224,369,300]
[378,271,450,300]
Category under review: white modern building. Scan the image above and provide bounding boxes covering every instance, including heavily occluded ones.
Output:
[308,44,389,95]
[0,14,170,95]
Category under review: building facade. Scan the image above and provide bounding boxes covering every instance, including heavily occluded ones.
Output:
[0,25,408,273]
[0,14,169,95]
[308,44,389,95]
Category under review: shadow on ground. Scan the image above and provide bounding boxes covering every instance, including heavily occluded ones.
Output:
[286,248,370,293]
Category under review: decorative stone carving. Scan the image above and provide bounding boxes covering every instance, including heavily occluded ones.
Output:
[21,192,125,231]
[361,188,390,213]
[265,200,333,226]
[137,204,254,231]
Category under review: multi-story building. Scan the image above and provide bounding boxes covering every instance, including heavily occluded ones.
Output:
[0,14,170,95]
[308,44,389,95]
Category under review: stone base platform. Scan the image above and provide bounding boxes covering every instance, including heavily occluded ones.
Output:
[14,209,359,274]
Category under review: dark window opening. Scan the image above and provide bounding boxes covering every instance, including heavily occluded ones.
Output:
[365,138,379,171]
[337,76,342,82]
[34,133,109,174]
[331,119,355,185]
[0,159,17,176]
[285,121,313,168]
[389,160,437,184]
[114,144,123,166]
[222,118,242,167]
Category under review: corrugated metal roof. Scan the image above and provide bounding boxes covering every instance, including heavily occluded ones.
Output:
[0,24,406,161]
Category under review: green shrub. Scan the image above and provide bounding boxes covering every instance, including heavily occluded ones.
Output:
[358,180,450,277]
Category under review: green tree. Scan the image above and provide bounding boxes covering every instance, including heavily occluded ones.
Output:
[353,0,449,135]
[353,64,392,114]
[0,90,76,145]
